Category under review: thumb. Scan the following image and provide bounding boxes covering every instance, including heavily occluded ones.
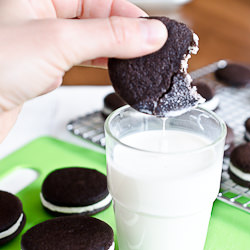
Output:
[0,17,167,111]
[48,17,168,70]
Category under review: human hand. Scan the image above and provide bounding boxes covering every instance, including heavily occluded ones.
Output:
[0,0,167,112]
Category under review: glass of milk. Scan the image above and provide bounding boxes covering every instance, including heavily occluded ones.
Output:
[105,105,226,250]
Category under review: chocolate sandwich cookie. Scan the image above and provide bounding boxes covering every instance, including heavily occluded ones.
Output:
[224,125,235,157]
[245,117,250,142]
[21,215,114,250]
[228,143,250,187]
[108,16,204,117]
[215,62,250,87]
[102,92,126,119]
[0,191,26,245]
[41,167,112,216]
[192,80,219,111]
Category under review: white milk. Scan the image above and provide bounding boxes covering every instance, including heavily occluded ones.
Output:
[107,130,222,250]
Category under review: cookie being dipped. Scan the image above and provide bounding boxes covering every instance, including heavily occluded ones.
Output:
[40,167,112,216]
[108,16,204,117]
[0,191,26,246]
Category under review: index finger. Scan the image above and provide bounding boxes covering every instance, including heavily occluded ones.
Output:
[52,0,148,19]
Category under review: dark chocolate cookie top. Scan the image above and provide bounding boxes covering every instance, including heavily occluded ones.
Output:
[108,16,202,117]
[21,216,114,250]
[192,80,215,101]
[215,63,250,87]
[0,191,23,232]
[41,167,109,207]
[245,117,250,132]
[230,143,250,173]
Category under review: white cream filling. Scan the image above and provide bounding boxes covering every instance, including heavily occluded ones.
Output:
[188,33,199,54]
[108,242,115,250]
[40,193,112,214]
[230,163,250,182]
[186,73,192,84]
[199,96,219,111]
[180,54,191,73]
[180,33,199,73]
[193,33,199,46]
[245,130,250,141]
[0,213,23,239]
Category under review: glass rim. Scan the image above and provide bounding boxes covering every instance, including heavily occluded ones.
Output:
[104,105,227,155]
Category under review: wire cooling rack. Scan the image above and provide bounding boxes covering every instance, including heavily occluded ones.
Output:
[215,84,250,212]
[67,111,106,147]
[67,60,250,213]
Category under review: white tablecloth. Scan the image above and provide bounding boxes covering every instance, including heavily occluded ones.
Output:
[0,86,113,159]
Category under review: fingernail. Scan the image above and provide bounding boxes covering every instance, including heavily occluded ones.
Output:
[140,19,167,46]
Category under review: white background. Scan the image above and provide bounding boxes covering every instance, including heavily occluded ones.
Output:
[0,86,114,159]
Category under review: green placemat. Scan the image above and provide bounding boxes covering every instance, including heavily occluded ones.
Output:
[0,136,114,250]
[0,136,249,250]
